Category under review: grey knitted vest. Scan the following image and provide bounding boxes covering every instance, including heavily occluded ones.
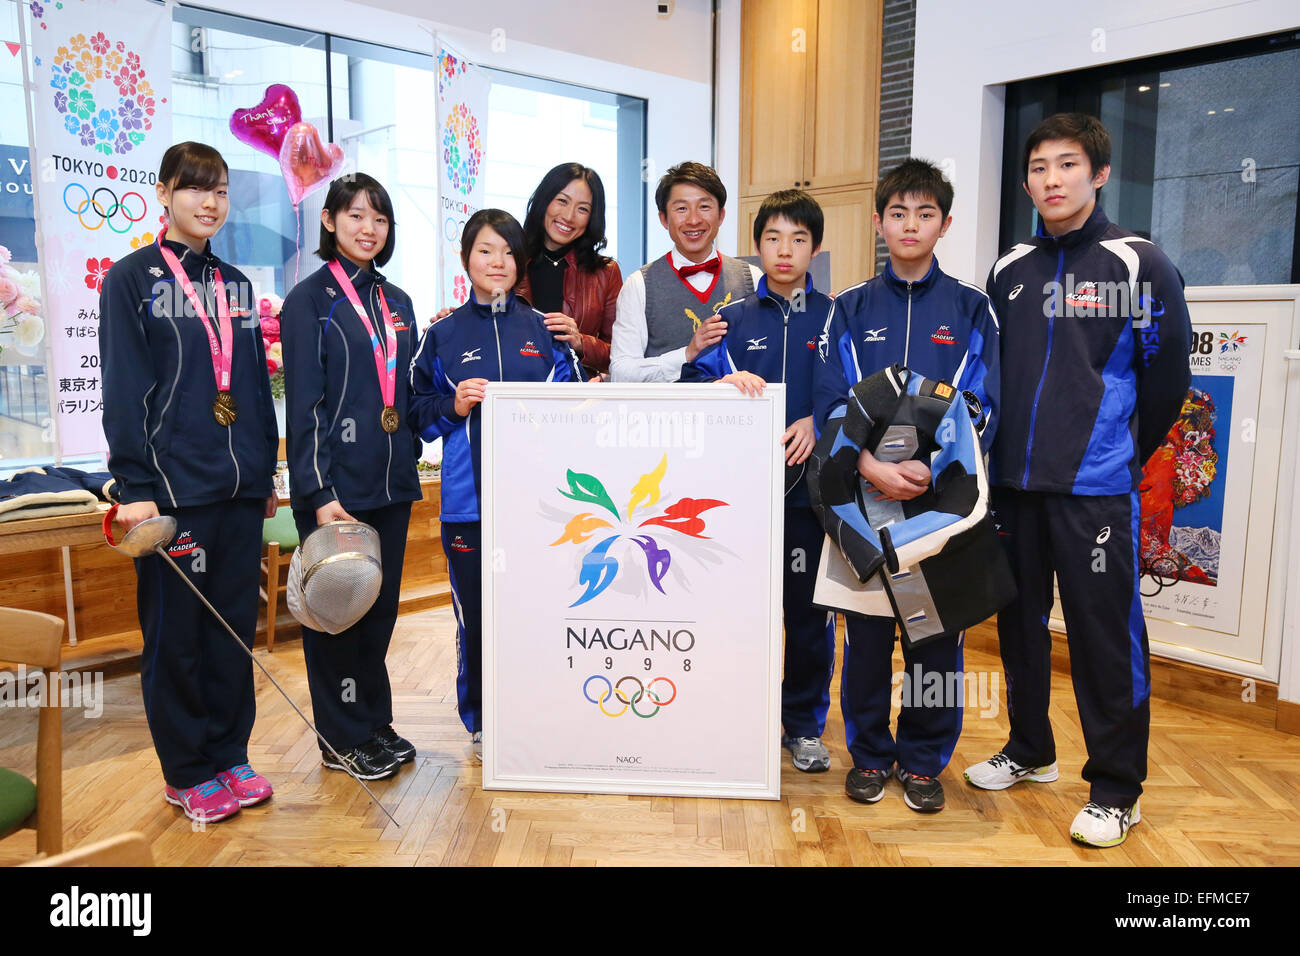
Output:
[640,254,755,357]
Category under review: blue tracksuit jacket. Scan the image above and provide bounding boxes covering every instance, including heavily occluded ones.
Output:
[281,258,422,512]
[987,205,1192,495]
[679,274,833,505]
[100,238,277,507]
[409,292,585,522]
[813,258,1000,452]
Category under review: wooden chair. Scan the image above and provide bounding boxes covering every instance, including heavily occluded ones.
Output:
[260,506,299,652]
[0,607,64,856]
[23,831,153,867]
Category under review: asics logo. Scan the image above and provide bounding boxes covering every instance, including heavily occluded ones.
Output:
[461,348,482,363]
[746,337,767,351]
[1009,284,1024,300]
[1096,526,1111,544]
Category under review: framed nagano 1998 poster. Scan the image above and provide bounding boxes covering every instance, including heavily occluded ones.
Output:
[479,382,786,799]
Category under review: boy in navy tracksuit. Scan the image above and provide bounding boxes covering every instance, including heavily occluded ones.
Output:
[680,189,836,773]
[814,159,999,812]
[409,209,584,761]
[964,114,1192,848]
[101,142,278,823]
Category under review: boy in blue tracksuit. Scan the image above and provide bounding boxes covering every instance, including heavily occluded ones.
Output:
[814,158,1000,812]
[680,189,836,773]
[964,114,1192,848]
[409,209,584,761]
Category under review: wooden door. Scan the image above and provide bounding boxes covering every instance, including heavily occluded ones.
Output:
[806,0,881,191]
[739,0,817,197]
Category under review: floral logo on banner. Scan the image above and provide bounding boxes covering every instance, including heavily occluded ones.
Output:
[49,30,159,155]
[441,103,482,196]
[83,256,113,292]
[452,274,468,304]
[543,455,731,608]
[436,50,469,101]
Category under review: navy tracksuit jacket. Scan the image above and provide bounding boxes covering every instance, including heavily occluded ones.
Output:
[812,257,1001,775]
[680,274,837,738]
[281,257,423,752]
[100,238,276,789]
[987,204,1192,805]
[410,291,584,732]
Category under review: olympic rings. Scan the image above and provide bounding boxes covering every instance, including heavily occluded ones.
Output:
[583,675,678,718]
[63,182,147,233]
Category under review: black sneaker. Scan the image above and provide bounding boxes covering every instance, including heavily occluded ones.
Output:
[845,767,889,804]
[898,768,945,812]
[372,725,416,764]
[321,739,401,780]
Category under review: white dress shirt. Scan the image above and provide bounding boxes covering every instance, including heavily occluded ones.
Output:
[609,245,764,383]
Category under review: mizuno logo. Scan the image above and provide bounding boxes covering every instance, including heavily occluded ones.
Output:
[148,266,163,278]
[746,337,767,350]
[325,287,337,298]
[864,327,887,342]
[461,348,482,363]
[1009,284,1023,300]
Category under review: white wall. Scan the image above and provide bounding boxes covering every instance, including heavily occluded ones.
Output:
[186,0,736,264]
[912,0,1300,283]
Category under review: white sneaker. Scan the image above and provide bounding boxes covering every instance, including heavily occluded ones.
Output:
[1070,800,1140,847]
[963,751,1059,790]
[471,731,482,763]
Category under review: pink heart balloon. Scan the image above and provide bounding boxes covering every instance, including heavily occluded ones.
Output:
[229,84,302,160]
[278,122,345,206]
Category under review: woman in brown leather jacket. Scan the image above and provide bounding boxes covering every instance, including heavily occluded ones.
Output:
[516,163,623,378]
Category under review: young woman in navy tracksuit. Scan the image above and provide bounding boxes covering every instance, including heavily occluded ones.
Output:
[281,174,422,781]
[410,209,584,761]
[101,141,279,824]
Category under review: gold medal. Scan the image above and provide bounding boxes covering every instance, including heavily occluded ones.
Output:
[213,390,238,426]
[381,405,399,433]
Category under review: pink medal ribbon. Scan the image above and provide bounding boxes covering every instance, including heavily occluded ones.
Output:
[328,258,400,433]
[156,227,237,425]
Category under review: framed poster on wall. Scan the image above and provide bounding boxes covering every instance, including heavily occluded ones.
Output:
[1049,286,1300,679]
[480,383,786,799]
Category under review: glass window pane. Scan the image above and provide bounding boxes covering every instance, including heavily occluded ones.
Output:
[327,42,438,318]
[1,0,58,470]
[170,8,327,298]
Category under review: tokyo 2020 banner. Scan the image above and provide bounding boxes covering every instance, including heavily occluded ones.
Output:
[434,41,487,310]
[28,0,171,458]
[481,384,785,799]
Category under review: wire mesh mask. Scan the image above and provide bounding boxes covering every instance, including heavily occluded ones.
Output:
[287,520,383,635]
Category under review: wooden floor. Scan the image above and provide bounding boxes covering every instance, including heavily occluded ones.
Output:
[2,610,1299,867]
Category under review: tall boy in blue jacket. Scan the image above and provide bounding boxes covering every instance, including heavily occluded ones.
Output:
[680,189,836,774]
[814,159,1000,813]
[964,114,1192,848]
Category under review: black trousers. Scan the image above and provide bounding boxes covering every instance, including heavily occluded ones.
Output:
[135,499,263,790]
[992,487,1150,805]
[440,521,482,734]
[781,506,838,738]
[293,502,411,752]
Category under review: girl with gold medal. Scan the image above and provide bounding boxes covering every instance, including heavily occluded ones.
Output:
[281,174,422,781]
[100,142,279,824]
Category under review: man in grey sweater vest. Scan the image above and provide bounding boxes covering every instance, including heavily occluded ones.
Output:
[610,162,761,382]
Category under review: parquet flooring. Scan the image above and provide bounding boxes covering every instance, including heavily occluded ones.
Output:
[2,610,1298,866]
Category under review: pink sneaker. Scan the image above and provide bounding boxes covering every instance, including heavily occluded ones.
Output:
[216,764,274,807]
[164,779,241,823]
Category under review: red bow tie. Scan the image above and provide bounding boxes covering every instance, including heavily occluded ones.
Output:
[677,257,720,278]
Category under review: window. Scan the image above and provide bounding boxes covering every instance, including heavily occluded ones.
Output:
[999,30,1300,286]
[1,4,648,474]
